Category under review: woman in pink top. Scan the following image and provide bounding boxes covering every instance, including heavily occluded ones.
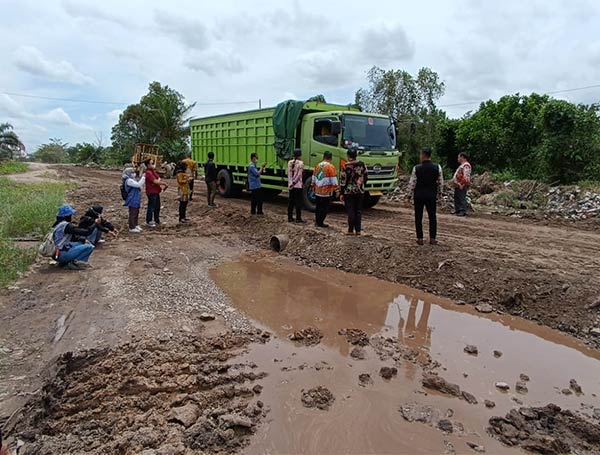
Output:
[287,148,305,223]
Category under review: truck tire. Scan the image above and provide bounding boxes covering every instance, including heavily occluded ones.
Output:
[217,169,234,197]
[363,193,380,209]
[302,176,316,212]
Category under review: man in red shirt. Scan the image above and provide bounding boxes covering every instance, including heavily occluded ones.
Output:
[144,159,168,227]
[452,152,472,217]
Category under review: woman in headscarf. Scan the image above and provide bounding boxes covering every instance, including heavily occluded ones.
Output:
[175,160,190,223]
[122,167,146,233]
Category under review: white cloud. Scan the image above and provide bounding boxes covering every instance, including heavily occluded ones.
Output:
[13,45,95,85]
[155,10,209,51]
[185,49,245,76]
[39,108,94,131]
[62,0,128,27]
[359,24,415,64]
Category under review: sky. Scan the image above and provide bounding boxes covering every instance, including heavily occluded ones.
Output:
[1,0,600,153]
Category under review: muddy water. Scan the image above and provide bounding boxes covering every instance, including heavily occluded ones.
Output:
[211,256,600,455]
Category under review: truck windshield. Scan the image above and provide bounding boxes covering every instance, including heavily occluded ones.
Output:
[342,115,395,150]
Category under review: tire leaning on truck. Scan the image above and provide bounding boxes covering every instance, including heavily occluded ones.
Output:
[302,175,317,212]
[363,192,380,209]
[217,169,235,197]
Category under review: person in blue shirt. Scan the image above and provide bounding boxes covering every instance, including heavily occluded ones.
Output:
[248,152,266,215]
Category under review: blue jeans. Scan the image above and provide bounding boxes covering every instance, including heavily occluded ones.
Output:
[87,227,102,245]
[57,243,94,264]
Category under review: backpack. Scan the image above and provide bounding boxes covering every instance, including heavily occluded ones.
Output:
[38,227,58,257]
[120,179,130,200]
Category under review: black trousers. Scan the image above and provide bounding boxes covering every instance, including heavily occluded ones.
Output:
[188,179,194,199]
[315,196,331,226]
[179,200,188,221]
[454,187,468,215]
[288,188,303,221]
[251,188,263,214]
[146,193,161,224]
[344,193,363,233]
[206,181,217,206]
[414,196,437,240]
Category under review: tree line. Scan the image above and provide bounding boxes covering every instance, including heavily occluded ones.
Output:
[3,74,600,184]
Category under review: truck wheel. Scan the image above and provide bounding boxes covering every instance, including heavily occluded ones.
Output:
[363,193,380,209]
[302,176,316,212]
[217,169,234,197]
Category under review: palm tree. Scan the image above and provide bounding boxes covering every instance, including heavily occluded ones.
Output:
[0,123,26,160]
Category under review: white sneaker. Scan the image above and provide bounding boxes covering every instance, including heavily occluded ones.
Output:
[97,239,106,244]
[146,221,157,227]
[135,226,143,232]
[129,228,140,233]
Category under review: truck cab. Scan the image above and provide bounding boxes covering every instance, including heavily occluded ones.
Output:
[300,111,399,211]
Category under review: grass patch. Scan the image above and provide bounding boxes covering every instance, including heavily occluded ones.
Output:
[0,176,70,287]
[0,161,29,175]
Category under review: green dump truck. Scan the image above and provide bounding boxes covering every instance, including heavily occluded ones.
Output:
[190,100,399,211]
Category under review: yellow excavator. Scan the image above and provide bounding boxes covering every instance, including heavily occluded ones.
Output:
[131,143,167,176]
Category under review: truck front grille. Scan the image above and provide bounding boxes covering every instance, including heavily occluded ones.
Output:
[366,165,396,178]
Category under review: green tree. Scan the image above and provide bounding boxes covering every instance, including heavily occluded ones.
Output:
[111,82,195,163]
[0,123,26,160]
[33,138,68,163]
[355,66,446,168]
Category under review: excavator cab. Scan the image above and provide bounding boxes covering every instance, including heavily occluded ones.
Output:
[131,143,165,175]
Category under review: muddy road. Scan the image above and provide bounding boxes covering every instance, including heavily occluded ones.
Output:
[0,165,599,454]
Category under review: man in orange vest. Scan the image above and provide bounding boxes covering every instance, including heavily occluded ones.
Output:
[312,151,338,228]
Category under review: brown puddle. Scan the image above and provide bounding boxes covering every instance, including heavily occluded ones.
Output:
[211,256,600,455]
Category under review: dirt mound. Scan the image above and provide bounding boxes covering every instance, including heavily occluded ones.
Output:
[288,326,323,346]
[338,328,369,346]
[488,404,600,454]
[14,334,268,455]
[301,386,335,411]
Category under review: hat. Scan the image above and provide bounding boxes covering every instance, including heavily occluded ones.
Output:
[57,204,76,217]
[91,205,103,215]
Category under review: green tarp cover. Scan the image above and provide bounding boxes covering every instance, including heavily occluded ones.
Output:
[273,100,304,160]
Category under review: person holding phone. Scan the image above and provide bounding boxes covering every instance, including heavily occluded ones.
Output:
[248,152,265,215]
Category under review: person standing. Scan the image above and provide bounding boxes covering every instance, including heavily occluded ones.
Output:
[248,152,266,215]
[312,151,338,228]
[175,161,191,223]
[182,152,198,201]
[205,151,218,208]
[409,148,444,245]
[452,152,472,217]
[122,167,146,233]
[340,147,368,235]
[144,159,167,227]
[287,148,305,223]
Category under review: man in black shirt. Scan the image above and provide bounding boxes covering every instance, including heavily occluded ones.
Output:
[409,148,444,245]
[205,151,218,208]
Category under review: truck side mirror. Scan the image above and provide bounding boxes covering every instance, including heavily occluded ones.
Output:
[331,121,341,136]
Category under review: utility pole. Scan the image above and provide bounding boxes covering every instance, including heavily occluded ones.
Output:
[258,99,262,109]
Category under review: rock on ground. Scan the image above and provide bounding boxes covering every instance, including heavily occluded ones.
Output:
[464,345,478,355]
[11,333,268,455]
[338,328,369,346]
[288,326,323,346]
[488,404,600,454]
[350,347,366,360]
[301,386,335,411]
[422,374,461,397]
[379,366,398,379]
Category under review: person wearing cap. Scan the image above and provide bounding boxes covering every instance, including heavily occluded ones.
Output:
[52,205,98,270]
[311,151,338,228]
[122,167,146,233]
[77,205,119,245]
[340,147,368,235]
[287,148,305,223]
